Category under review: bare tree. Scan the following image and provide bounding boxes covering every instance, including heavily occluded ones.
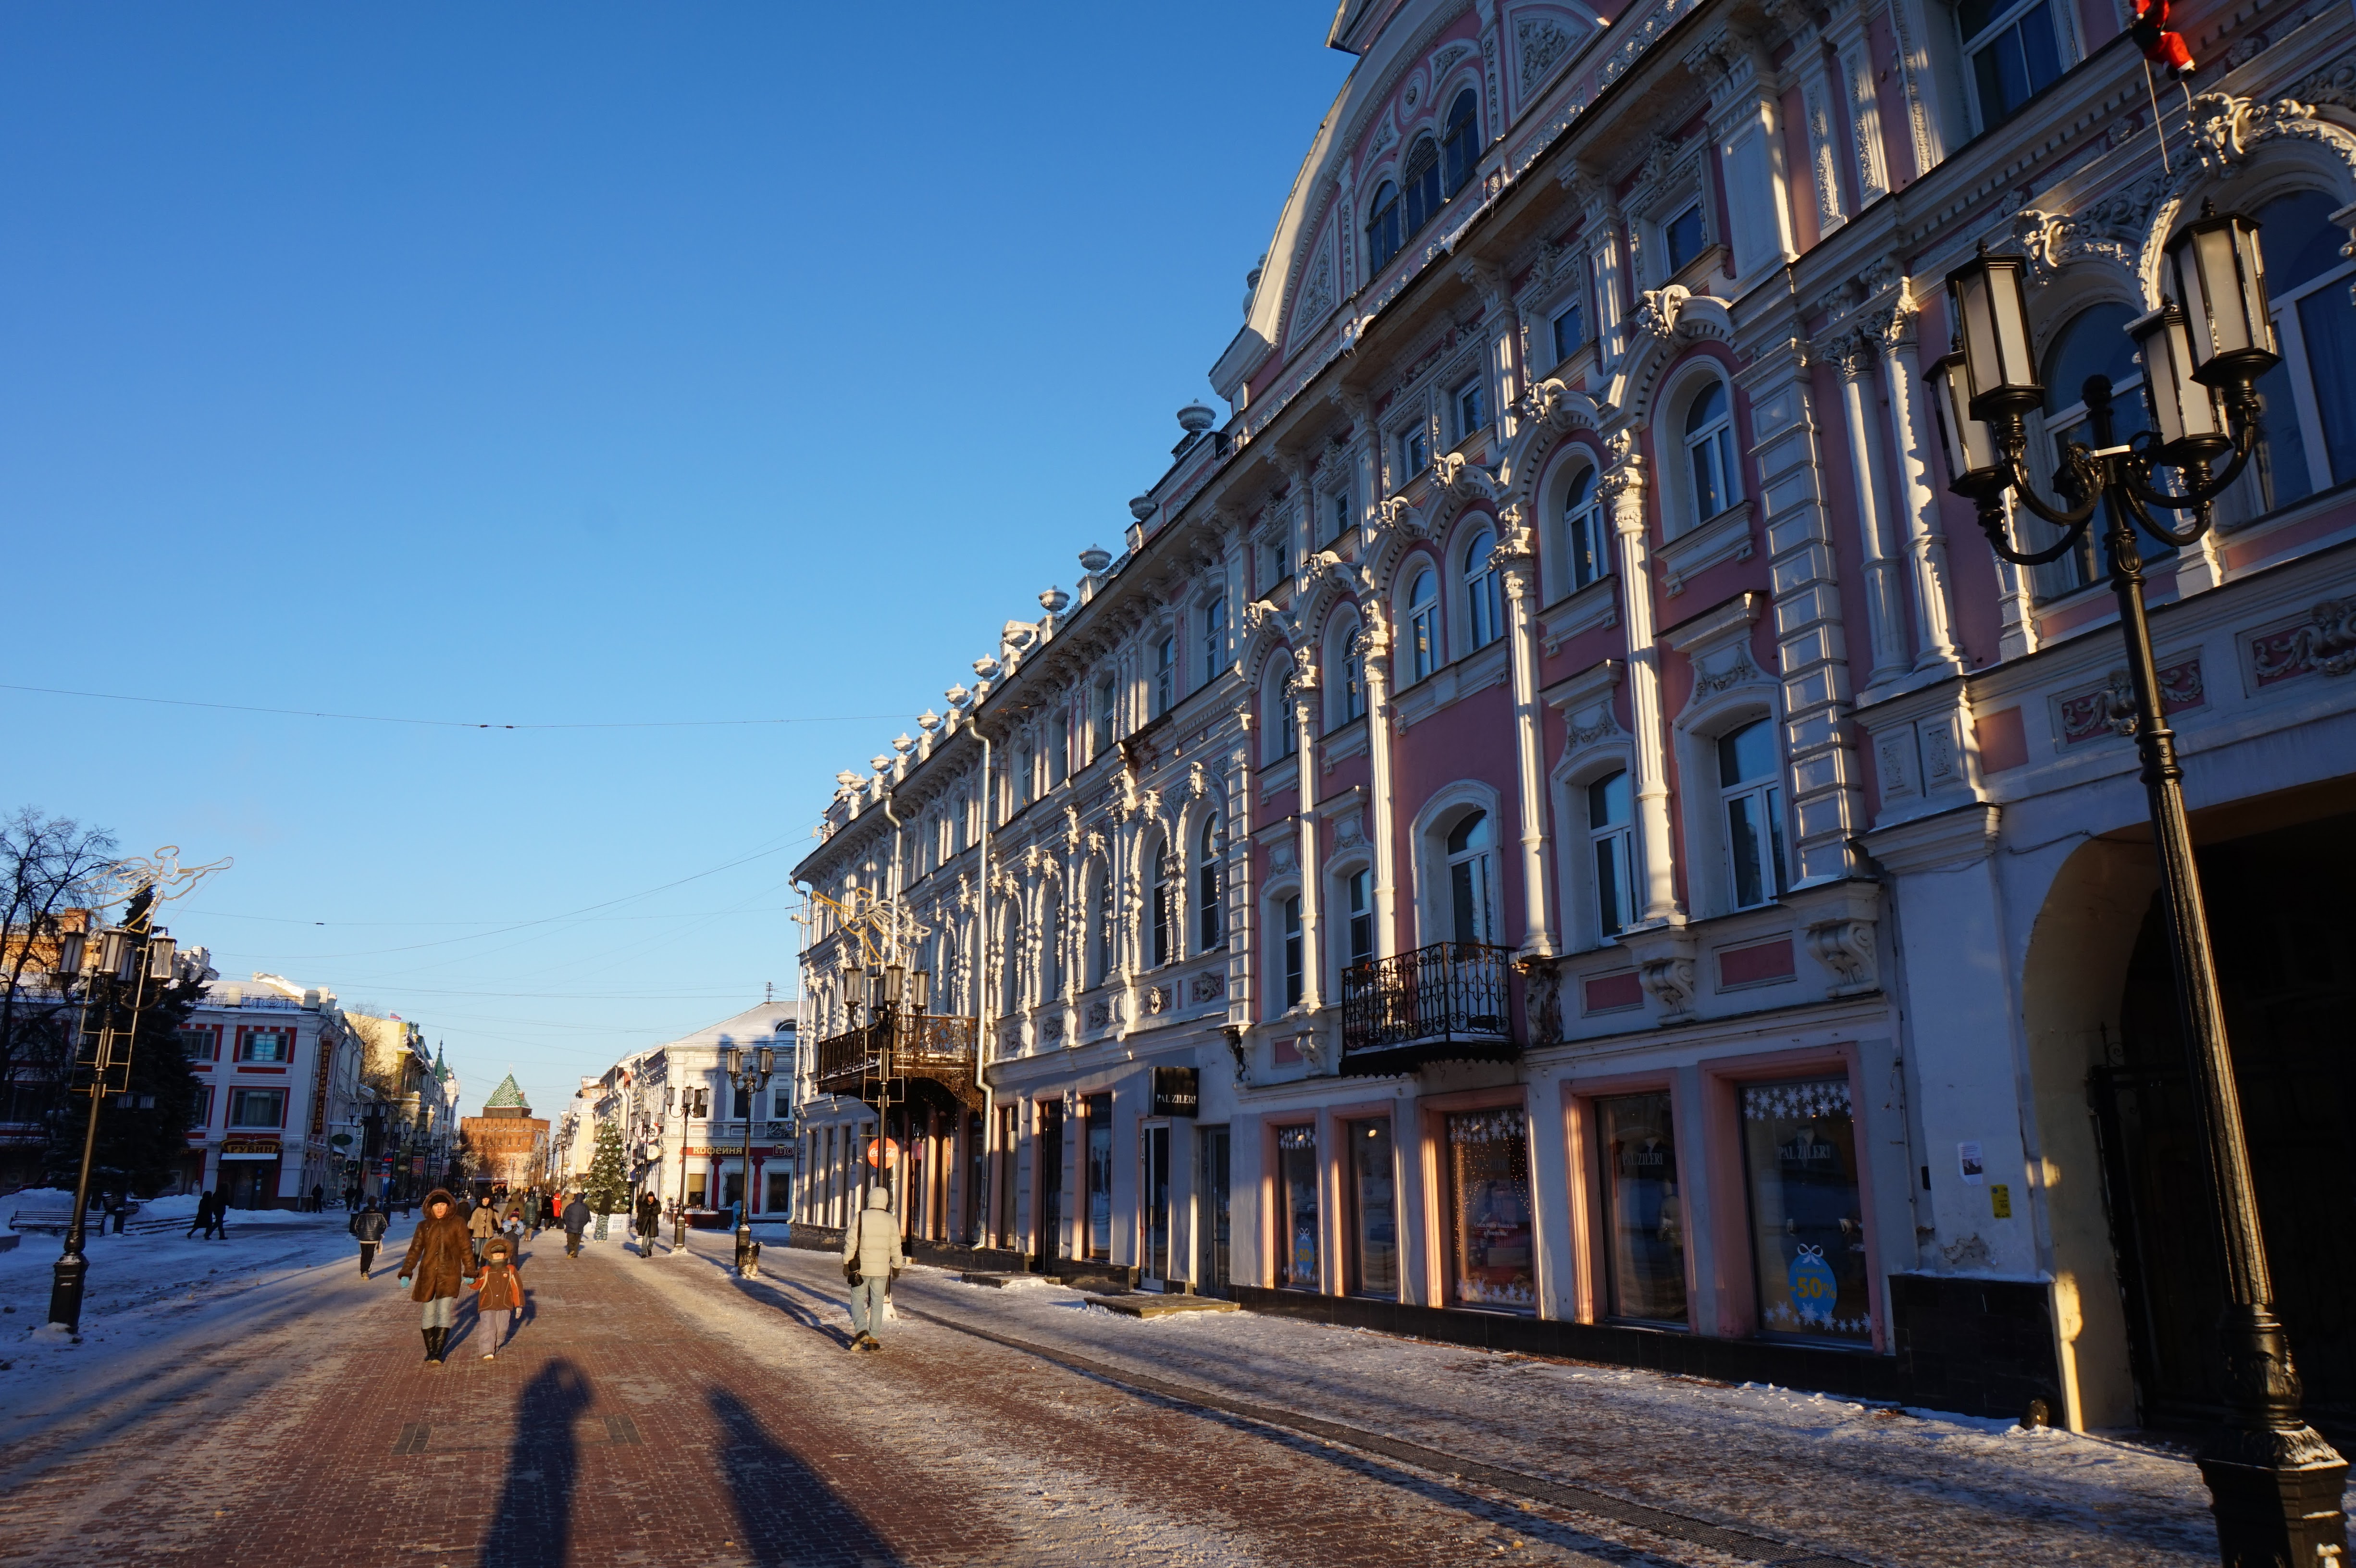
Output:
[0,810,120,1147]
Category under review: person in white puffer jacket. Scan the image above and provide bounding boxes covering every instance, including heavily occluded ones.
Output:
[841,1187,906,1352]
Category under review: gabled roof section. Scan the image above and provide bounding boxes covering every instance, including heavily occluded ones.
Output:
[484,1073,529,1111]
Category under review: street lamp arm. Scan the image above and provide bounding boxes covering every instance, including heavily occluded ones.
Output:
[1998,436,2104,533]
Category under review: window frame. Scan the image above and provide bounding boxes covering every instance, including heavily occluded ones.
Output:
[1153,636,1176,717]
[1462,526,1502,653]
[1960,0,2069,131]
[228,1086,286,1129]
[1454,376,1488,444]
[1680,376,1743,534]
[1201,596,1227,685]
[1562,464,1608,597]
[1367,179,1404,273]
[1441,88,1480,197]
[1196,812,1225,953]
[1444,809,1498,945]
[1586,768,1638,939]
[1405,568,1440,683]
[1661,200,1709,279]
[1398,423,1431,484]
[1715,718,1790,912]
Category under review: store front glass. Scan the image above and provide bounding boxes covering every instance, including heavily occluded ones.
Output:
[1276,1124,1320,1289]
[1739,1076,1872,1343]
[1447,1108,1535,1312]
[1037,1100,1064,1259]
[1596,1091,1686,1325]
[1085,1093,1113,1261]
[1345,1117,1397,1298]
[1197,1125,1230,1295]
[1144,1125,1171,1280]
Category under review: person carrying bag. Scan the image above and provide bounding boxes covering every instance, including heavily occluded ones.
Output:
[839,1188,905,1353]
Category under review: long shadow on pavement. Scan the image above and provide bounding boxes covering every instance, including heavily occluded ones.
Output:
[480,1358,595,1568]
[709,1387,906,1568]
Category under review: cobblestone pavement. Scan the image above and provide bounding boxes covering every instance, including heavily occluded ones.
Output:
[0,1222,2216,1568]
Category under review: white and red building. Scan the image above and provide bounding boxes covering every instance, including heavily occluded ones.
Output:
[179,973,370,1208]
[794,0,2356,1439]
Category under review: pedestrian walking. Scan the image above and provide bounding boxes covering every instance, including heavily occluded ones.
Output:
[633,1189,660,1257]
[525,1188,543,1237]
[470,1235,524,1361]
[561,1191,589,1259]
[841,1188,905,1353]
[309,1184,324,1213]
[467,1192,497,1265]
[351,1200,388,1279]
[396,1188,473,1365]
[188,1190,228,1240]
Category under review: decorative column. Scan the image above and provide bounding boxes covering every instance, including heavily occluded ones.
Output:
[1831,331,1912,687]
[1791,18,1846,236]
[1457,259,1523,444]
[1563,167,1628,370]
[1356,614,1401,958]
[1495,506,1554,958]
[1992,498,2041,662]
[1600,449,1680,925]
[1290,662,1325,1012]
[1224,703,1256,1038]
[1872,301,1966,675]
[1830,17,1889,209]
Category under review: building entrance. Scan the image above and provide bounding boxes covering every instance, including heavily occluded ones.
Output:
[2091,810,2356,1437]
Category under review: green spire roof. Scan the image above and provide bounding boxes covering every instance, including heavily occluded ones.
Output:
[433,1044,451,1082]
[484,1072,528,1110]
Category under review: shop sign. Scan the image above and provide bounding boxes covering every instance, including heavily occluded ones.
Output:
[1150,1066,1200,1119]
[865,1137,900,1168]
[409,1156,426,1175]
[220,1135,281,1161]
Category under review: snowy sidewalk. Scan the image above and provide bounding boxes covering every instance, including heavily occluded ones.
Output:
[739,1240,2217,1568]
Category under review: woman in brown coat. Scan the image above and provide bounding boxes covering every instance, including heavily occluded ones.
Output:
[397,1188,474,1364]
[471,1235,524,1360]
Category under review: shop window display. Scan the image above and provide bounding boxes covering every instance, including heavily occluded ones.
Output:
[1739,1076,1872,1343]
[1596,1091,1686,1325]
[1346,1117,1398,1298]
[1447,1108,1535,1311]
[1084,1093,1113,1261]
[1277,1124,1320,1289]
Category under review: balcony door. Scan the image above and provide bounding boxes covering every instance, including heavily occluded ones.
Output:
[1447,811,1496,945]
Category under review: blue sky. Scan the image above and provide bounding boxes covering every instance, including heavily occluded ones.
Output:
[1,4,1351,1121]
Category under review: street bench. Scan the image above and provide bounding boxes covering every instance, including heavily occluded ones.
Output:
[10,1207,153,1235]
[9,1210,74,1235]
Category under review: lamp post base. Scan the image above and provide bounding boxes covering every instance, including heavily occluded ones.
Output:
[2197,1441,2346,1566]
[733,1225,759,1278]
[47,1249,87,1335]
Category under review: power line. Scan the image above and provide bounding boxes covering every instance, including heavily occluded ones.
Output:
[0,681,906,732]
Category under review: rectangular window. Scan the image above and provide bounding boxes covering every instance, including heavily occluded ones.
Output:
[766,1171,793,1214]
[1197,1124,1231,1296]
[1597,1091,1686,1325]
[1093,685,1116,759]
[1346,1117,1398,1299]
[189,1084,214,1130]
[1084,1093,1113,1261]
[1201,598,1226,684]
[1038,1099,1065,1258]
[228,1088,286,1128]
[238,1028,290,1063]
[1447,1108,1535,1312]
[1281,896,1304,1009]
[1263,536,1289,593]
[180,1027,215,1061]
[1346,870,1374,970]
[1143,1124,1171,1281]
[1741,1076,1871,1343]
[1339,644,1365,723]
[1719,721,1788,910]
[1277,1124,1320,1289]
[1551,300,1585,366]
[1154,638,1176,716]
[1962,0,2063,126]
[1400,425,1429,482]
[1328,490,1352,542]
[1049,715,1069,786]
[1663,202,1707,276]
[1588,771,1637,937]
[1455,378,1487,442]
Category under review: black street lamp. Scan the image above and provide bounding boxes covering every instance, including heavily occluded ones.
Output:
[46,889,176,1334]
[1930,210,2347,1564]
[722,1046,774,1277]
[668,1084,706,1250]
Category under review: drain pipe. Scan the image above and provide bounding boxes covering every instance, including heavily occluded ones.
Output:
[976,727,1002,1266]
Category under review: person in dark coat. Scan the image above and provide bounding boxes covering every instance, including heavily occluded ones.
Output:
[350,1201,389,1279]
[471,1235,525,1360]
[561,1191,590,1259]
[396,1187,474,1364]
[633,1189,661,1257]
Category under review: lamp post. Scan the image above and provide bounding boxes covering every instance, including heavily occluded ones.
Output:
[670,1085,705,1250]
[722,1047,775,1277]
[46,888,176,1334]
[1929,210,2347,1563]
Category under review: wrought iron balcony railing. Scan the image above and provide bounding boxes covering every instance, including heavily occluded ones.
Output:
[1339,941,1518,1075]
[812,1012,979,1101]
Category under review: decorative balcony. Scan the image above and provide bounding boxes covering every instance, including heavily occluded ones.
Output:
[1339,942,1518,1076]
[812,1013,981,1110]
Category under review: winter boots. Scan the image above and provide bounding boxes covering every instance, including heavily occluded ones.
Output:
[423,1327,446,1365]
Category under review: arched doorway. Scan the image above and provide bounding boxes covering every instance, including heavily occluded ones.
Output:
[2091,809,2356,1436]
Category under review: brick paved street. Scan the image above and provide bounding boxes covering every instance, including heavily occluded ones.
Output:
[0,1218,2215,1567]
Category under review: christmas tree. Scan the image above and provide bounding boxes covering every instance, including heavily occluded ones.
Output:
[583,1119,629,1216]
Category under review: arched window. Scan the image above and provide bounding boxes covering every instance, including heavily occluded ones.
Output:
[1445,811,1496,945]
[2032,301,2145,599]
[1264,656,1298,762]
[1367,181,1404,272]
[1202,596,1226,684]
[1463,527,1501,650]
[1407,570,1439,681]
[1327,616,1366,728]
[1684,380,1741,528]
[1153,636,1177,716]
[941,923,960,1014]
[1042,888,1065,1002]
[1002,910,1025,1016]
[1562,466,1607,594]
[1587,770,1636,938]
[1717,719,1787,909]
[1402,138,1443,236]
[1442,89,1480,197]
[2238,188,2356,513]
[1197,814,1225,951]
[1150,845,1174,968]
[1091,869,1116,988]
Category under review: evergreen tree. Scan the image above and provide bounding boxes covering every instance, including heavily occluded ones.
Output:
[41,894,204,1200]
[583,1120,628,1215]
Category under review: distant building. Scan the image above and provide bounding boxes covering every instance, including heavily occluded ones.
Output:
[461,1074,548,1193]
[571,1002,799,1215]
[180,972,367,1209]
